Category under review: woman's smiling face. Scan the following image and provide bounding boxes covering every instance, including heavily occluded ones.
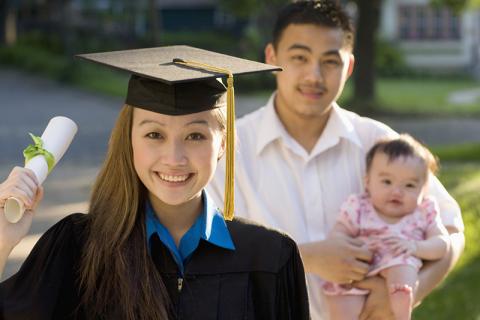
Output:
[131,107,225,207]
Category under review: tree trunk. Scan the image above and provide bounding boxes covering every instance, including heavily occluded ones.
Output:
[0,0,7,46]
[1,0,17,46]
[353,0,381,113]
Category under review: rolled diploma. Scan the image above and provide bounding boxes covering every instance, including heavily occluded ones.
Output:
[4,116,78,223]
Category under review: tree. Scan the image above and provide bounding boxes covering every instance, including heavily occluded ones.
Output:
[351,0,473,114]
[0,0,17,46]
[219,0,285,57]
[351,0,381,113]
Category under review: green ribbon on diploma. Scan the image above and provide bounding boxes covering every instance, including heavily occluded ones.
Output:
[23,133,55,173]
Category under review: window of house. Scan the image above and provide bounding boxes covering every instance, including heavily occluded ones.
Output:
[398,4,461,40]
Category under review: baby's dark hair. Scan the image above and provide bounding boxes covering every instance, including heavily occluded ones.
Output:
[272,0,354,50]
[366,134,439,176]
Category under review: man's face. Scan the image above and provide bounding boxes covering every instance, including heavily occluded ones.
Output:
[265,23,354,120]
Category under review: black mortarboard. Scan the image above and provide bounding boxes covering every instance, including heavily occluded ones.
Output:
[76,45,281,220]
[76,45,279,115]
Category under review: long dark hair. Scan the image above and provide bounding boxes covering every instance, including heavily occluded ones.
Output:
[79,105,170,319]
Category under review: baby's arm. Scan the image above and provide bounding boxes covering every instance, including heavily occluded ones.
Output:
[385,221,449,261]
[414,222,449,260]
[388,196,451,261]
[330,219,354,236]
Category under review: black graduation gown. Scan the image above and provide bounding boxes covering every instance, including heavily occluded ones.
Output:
[0,213,309,320]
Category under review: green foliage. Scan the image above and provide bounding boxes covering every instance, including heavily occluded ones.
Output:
[430,0,468,12]
[0,42,128,97]
[433,144,480,162]
[0,44,69,79]
[218,0,258,18]
[375,39,409,77]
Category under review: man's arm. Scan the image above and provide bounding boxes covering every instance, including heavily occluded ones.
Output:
[414,174,465,303]
[415,227,465,304]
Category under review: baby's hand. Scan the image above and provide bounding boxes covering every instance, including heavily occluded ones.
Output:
[382,237,417,257]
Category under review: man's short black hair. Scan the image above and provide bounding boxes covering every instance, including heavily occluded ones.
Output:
[272,0,354,50]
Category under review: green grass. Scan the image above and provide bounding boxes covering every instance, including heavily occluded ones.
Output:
[414,162,480,319]
[412,144,480,319]
[377,79,480,115]
[339,78,480,116]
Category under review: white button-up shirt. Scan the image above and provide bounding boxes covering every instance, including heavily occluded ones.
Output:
[207,94,463,320]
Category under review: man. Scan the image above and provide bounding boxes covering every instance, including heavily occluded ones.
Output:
[207,1,464,319]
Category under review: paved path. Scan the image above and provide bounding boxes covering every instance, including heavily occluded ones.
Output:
[1,68,480,279]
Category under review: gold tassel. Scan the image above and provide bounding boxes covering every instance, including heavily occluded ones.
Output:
[173,59,235,220]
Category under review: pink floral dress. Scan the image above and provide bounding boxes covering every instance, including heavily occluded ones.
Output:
[323,193,442,296]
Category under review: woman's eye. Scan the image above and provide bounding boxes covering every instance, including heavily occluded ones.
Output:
[186,133,206,141]
[146,132,162,139]
[382,179,391,185]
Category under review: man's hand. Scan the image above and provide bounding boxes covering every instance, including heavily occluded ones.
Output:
[355,276,394,320]
[300,232,372,283]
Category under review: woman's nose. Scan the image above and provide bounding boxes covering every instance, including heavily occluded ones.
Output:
[162,141,188,166]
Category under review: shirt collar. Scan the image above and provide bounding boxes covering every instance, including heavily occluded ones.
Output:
[255,93,363,156]
[313,103,363,153]
[145,191,235,251]
[202,191,235,250]
[255,93,292,155]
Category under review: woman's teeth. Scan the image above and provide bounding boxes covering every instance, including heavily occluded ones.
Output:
[159,173,189,182]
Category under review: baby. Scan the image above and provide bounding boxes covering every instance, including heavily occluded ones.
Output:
[323,134,450,320]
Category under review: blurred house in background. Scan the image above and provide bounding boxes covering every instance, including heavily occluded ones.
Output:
[68,0,243,37]
[380,0,480,76]
[154,0,242,34]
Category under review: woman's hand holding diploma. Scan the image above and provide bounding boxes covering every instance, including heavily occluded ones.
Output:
[0,167,44,250]
[0,167,44,277]
[3,116,77,223]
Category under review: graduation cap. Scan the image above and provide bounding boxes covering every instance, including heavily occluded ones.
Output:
[76,45,281,220]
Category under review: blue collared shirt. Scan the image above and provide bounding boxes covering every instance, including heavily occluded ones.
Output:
[145,191,235,275]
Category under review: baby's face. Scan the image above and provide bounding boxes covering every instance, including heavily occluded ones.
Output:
[365,152,427,218]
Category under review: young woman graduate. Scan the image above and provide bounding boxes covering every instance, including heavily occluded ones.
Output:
[0,46,310,320]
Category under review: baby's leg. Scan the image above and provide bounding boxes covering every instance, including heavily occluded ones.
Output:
[380,265,417,320]
[324,294,365,320]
